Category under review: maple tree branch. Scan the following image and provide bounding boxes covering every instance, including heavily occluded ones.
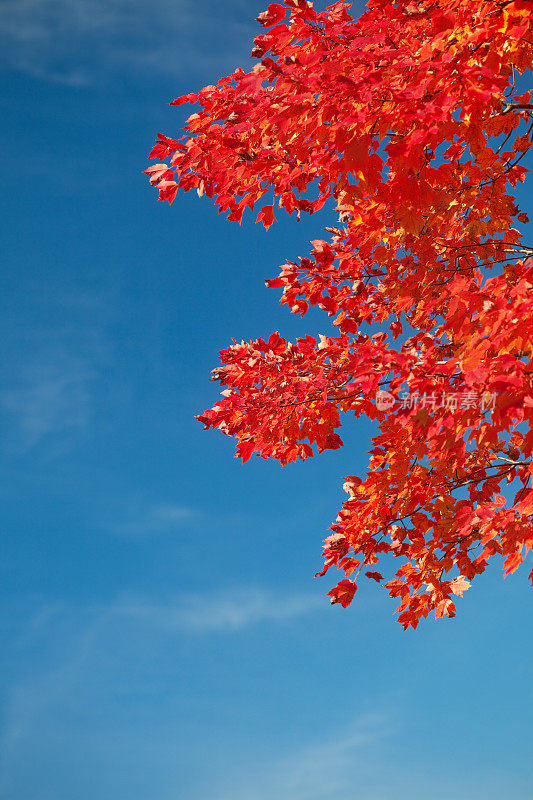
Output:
[502,103,533,115]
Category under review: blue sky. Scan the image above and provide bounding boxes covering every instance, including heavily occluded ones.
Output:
[0,1,532,798]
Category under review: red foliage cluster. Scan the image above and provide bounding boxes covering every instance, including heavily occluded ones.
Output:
[147,0,533,627]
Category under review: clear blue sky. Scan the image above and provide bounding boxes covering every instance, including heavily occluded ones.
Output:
[0,2,532,798]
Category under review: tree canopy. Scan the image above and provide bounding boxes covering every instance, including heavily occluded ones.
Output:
[147,0,533,627]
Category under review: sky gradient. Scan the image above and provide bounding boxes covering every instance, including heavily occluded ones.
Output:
[0,2,532,799]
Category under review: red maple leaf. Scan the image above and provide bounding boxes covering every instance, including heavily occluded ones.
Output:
[328,579,357,608]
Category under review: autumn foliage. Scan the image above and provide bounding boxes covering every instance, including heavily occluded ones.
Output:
[147,0,533,627]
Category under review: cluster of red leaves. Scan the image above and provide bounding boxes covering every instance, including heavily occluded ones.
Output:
[147,0,533,627]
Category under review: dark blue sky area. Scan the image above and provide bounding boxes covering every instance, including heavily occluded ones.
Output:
[0,2,531,799]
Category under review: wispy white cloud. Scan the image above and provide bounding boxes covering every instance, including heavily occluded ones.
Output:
[0,586,323,785]
[112,587,323,632]
[0,0,262,85]
[2,596,528,800]
[110,502,199,538]
[0,349,95,452]
[206,714,393,800]
[0,606,103,779]
[0,288,113,455]
[152,503,194,522]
